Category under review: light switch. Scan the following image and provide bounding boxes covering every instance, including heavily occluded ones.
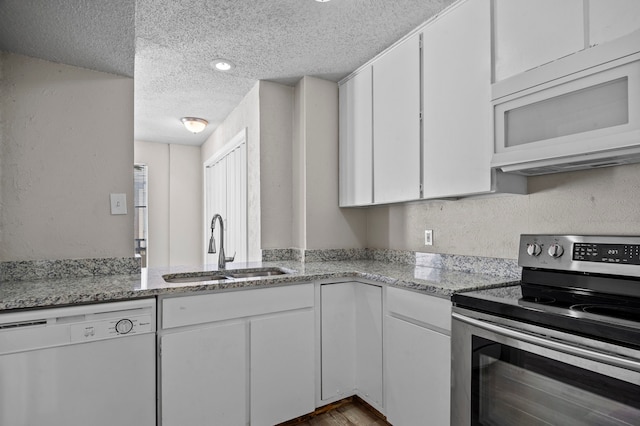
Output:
[110,193,128,215]
[424,229,433,246]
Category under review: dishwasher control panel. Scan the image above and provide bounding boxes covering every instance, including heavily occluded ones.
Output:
[70,313,153,342]
[0,299,156,355]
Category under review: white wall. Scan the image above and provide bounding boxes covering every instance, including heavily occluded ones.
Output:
[201,81,295,259]
[201,82,262,261]
[0,52,134,261]
[169,144,202,266]
[294,77,367,250]
[292,79,306,249]
[259,82,294,250]
[367,162,640,259]
[134,141,201,267]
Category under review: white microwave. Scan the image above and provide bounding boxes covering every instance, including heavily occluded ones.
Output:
[491,31,640,176]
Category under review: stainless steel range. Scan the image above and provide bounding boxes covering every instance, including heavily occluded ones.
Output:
[451,235,640,426]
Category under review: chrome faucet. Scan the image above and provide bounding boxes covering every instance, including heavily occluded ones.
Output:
[208,214,235,269]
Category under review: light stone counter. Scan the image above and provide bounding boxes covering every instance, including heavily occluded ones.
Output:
[0,259,519,311]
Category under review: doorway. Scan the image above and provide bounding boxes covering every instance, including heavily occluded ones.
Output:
[204,129,248,264]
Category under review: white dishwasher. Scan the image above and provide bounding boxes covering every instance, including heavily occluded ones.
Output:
[0,298,156,426]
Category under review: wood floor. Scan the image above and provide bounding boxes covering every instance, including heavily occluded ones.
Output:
[278,397,391,426]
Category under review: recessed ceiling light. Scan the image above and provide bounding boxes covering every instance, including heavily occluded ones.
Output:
[315,0,331,2]
[211,58,234,71]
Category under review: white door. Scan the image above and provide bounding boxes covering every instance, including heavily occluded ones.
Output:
[385,316,451,426]
[0,335,155,426]
[422,0,492,198]
[320,282,383,410]
[205,139,247,264]
[339,66,373,207]
[373,33,421,204]
[251,310,315,426]
[493,0,584,81]
[160,322,247,426]
[354,283,383,409]
[321,283,356,401]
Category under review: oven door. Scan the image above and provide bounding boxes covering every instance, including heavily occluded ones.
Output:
[451,308,640,426]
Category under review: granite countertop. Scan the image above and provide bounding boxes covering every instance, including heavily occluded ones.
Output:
[0,259,519,311]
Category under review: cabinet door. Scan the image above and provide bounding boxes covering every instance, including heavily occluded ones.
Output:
[354,283,383,410]
[422,0,492,198]
[321,283,356,401]
[321,283,383,409]
[339,67,373,207]
[385,316,451,426]
[588,0,640,46]
[251,309,315,426]
[373,33,421,204]
[493,0,584,81]
[160,322,247,426]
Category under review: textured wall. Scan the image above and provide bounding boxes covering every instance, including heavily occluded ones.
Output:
[168,144,202,266]
[295,76,367,250]
[0,53,134,261]
[366,162,640,259]
[292,78,306,249]
[259,82,294,250]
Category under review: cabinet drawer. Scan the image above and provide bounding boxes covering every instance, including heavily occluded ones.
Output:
[386,287,451,332]
[162,284,314,329]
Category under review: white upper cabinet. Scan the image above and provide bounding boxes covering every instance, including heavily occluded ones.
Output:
[493,0,584,82]
[588,0,640,46]
[373,33,421,204]
[339,67,373,207]
[494,1,640,83]
[423,0,507,198]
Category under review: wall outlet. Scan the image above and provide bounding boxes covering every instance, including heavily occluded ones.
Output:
[424,229,433,246]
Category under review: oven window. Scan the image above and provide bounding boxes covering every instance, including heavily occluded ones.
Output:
[471,336,640,425]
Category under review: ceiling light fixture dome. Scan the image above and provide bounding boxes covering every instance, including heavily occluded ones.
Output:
[180,117,208,134]
[210,58,234,71]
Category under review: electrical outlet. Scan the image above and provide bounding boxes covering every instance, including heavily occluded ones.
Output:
[425,229,433,246]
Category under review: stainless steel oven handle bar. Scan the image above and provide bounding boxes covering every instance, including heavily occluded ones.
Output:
[452,312,640,372]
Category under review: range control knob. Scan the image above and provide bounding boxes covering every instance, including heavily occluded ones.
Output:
[526,243,542,256]
[548,243,565,258]
[115,319,134,334]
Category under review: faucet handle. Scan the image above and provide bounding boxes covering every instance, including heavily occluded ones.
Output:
[225,252,236,262]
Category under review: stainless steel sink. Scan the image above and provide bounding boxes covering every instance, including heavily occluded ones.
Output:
[163,273,229,283]
[162,267,291,283]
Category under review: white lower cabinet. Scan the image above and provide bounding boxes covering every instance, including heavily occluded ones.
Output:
[159,284,315,426]
[160,322,248,426]
[251,310,315,426]
[385,287,452,426]
[159,282,452,426]
[320,282,383,411]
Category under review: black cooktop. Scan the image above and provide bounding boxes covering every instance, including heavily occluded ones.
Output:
[454,235,640,350]
[453,283,640,351]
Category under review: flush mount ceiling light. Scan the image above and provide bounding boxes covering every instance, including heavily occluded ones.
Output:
[315,0,331,2]
[180,117,208,134]
[210,58,234,71]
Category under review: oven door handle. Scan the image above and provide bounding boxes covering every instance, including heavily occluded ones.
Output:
[452,312,640,372]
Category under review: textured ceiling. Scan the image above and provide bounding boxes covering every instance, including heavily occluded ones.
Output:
[0,0,135,77]
[1,0,455,146]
